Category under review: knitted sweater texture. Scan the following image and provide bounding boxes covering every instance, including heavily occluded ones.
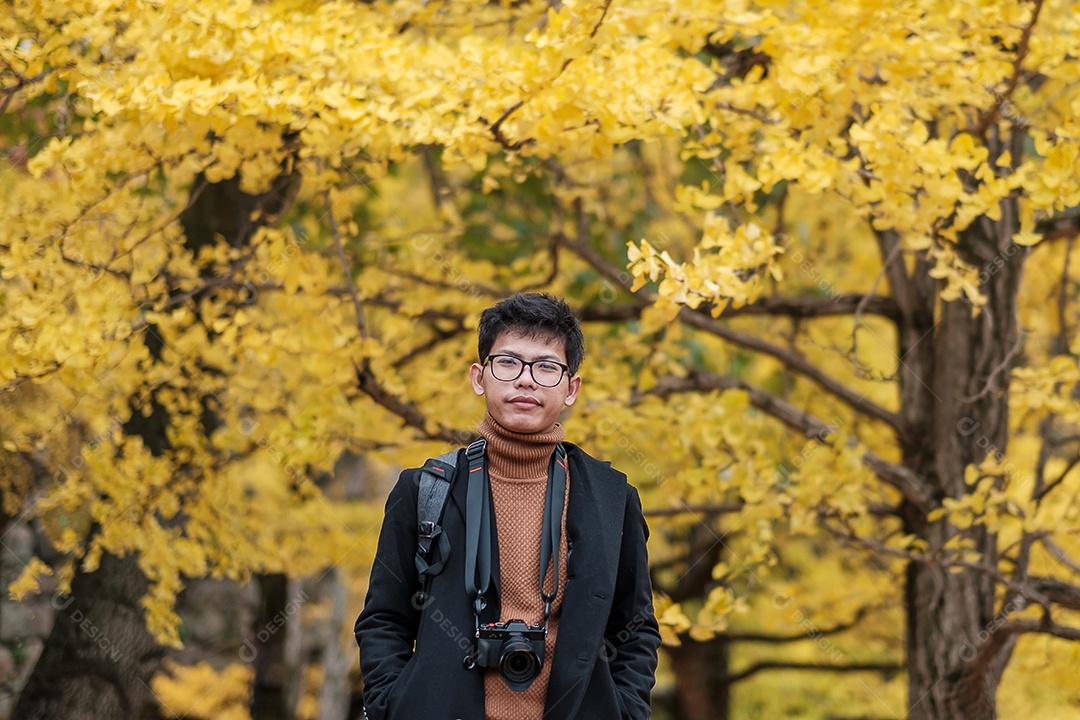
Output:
[478,414,570,720]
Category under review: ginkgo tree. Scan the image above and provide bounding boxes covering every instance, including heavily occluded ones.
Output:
[3,0,1080,718]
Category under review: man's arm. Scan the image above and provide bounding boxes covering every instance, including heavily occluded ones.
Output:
[604,485,662,720]
[354,470,422,720]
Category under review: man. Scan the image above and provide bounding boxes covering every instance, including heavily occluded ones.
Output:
[355,293,660,719]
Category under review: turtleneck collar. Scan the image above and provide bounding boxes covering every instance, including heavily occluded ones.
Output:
[477,413,565,482]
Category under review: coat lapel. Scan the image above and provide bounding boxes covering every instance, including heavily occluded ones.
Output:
[544,447,626,716]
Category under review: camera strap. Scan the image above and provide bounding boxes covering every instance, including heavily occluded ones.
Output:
[540,444,567,623]
[463,439,568,623]
[464,438,493,618]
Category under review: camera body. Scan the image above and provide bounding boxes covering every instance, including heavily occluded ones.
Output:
[474,619,546,691]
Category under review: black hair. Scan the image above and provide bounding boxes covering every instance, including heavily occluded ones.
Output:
[477,293,585,375]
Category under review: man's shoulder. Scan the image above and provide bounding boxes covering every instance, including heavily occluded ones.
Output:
[563,442,628,484]
[404,447,466,475]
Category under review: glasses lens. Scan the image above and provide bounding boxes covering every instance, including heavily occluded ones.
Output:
[490,356,523,381]
[531,361,565,386]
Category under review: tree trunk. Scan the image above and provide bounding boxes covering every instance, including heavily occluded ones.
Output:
[891,208,1026,719]
[666,637,730,720]
[251,572,294,720]
[656,524,730,719]
[318,568,351,720]
[13,551,163,720]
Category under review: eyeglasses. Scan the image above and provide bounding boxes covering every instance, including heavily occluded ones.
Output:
[484,355,570,387]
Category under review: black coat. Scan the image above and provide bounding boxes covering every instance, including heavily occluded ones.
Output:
[355,443,661,720]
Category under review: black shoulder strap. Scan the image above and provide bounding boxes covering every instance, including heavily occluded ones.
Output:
[415,449,460,589]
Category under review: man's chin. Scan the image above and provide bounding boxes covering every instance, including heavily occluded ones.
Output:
[492,411,550,434]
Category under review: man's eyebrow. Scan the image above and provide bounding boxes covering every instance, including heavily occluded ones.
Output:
[491,349,566,362]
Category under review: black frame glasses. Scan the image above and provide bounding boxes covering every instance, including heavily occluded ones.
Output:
[484,355,571,387]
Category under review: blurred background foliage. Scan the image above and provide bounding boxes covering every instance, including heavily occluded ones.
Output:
[2,0,1080,718]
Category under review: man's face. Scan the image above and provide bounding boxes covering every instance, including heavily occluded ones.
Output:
[470,330,581,434]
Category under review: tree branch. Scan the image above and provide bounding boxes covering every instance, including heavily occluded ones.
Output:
[645,500,899,519]
[353,363,474,446]
[724,605,880,644]
[817,517,1067,614]
[1031,578,1080,611]
[872,229,924,328]
[1000,617,1080,642]
[644,502,743,517]
[1039,536,1080,578]
[636,370,932,508]
[484,100,531,151]
[392,322,470,370]
[580,295,898,323]
[380,266,505,299]
[558,207,906,437]
[723,660,900,685]
[1034,454,1080,503]
[1033,207,1080,246]
[850,241,898,371]
[970,0,1045,137]
[325,186,367,339]
[589,0,613,38]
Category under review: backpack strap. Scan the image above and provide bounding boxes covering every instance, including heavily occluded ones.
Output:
[414,449,460,595]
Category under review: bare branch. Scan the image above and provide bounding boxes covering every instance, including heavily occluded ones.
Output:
[325,187,367,339]
[353,363,473,445]
[637,370,932,508]
[484,101,532,151]
[558,209,906,437]
[392,322,470,370]
[817,517,1064,614]
[1034,454,1080,504]
[1032,237,1078,503]
[422,145,448,213]
[873,229,924,327]
[724,605,881,644]
[581,295,898,323]
[961,330,1023,403]
[970,0,1045,137]
[717,295,894,321]
[517,219,562,292]
[1032,207,1080,246]
[850,241,898,368]
[713,101,779,125]
[723,660,900,685]
[1039,536,1080,578]
[644,502,744,518]
[1048,432,1080,447]
[380,266,505,299]
[1,364,63,395]
[1031,578,1080,611]
[1000,617,1080,643]
[589,0,613,38]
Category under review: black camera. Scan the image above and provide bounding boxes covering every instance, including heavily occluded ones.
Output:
[474,619,546,691]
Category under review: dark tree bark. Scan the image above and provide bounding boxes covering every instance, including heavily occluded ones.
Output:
[666,637,731,720]
[251,573,294,720]
[13,552,164,719]
[890,198,1027,719]
[653,525,731,719]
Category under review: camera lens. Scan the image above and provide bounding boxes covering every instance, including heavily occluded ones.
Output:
[500,638,541,687]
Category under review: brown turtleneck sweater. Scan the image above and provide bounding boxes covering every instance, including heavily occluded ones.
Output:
[478,414,570,720]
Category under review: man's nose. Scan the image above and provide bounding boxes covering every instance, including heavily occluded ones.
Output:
[515,365,538,387]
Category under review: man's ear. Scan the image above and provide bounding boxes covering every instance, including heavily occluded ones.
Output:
[470,363,485,395]
[563,375,582,407]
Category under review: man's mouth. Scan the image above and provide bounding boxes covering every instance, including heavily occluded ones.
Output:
[509,396,540,407]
